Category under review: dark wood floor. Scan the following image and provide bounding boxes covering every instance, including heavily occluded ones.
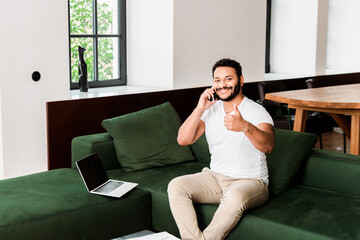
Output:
[314,130,350,153]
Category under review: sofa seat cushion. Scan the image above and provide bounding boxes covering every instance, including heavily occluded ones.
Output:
[108,161,207,236]
[229,185,360,240]
[0,168,151,240]
[108,161,206,193]
[190,185,360,240]
[102,102,196,172]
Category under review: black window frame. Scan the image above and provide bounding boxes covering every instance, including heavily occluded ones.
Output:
[265,0,271,73]
[68,0,127,90]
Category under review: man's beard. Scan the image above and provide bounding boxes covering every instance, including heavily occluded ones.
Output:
[216,81,241,102]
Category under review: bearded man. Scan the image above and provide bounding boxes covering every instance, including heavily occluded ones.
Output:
[168,58,275,240]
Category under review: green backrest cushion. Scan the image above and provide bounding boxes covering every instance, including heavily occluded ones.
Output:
[300,148,360,195]
[102,102,196,172]
[267,129,318,195]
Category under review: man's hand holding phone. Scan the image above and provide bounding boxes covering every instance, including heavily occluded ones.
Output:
[208,89,219,102]
[197,87,218,112]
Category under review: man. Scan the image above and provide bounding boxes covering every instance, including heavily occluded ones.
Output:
[167,58,275,240]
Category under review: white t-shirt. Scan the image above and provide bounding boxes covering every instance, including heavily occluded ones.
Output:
[201,97,274,185]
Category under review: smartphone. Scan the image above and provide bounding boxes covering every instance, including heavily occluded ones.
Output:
[208,90,219,102]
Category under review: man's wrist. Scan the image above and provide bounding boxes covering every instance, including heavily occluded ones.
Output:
[242,121,252,134]
[194,107,206,117]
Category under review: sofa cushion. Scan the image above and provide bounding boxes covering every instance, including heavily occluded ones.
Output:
[0,168,151,240]
[299,148,360,195]
[107,161,207,236]
[102,102,196,172]
[191,185,360,240]
[230,185,360,240]
[266,129,317,195]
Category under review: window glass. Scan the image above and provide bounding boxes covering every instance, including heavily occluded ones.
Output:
[98,0,119,34]
[98,37,120,80]
[69,0,93,34]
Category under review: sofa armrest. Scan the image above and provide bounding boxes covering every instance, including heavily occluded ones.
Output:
[71,132,121,171]
[299,148,360,195]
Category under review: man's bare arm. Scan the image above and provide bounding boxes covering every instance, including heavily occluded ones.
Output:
[177,109,205,146]
[177,88,216,146]
[242,123,275,153]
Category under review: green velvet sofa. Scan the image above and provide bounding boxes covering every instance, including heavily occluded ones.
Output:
[70,103,360,240]
[1,102,359,240]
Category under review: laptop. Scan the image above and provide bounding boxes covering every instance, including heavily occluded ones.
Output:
[76,153,138,198]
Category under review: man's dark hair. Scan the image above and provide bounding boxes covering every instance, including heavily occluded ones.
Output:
[212,58,242,80]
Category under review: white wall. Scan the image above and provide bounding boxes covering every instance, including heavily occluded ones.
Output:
[270,0,322,75]
[173,0,266,88]
[326,0,360,72]
[126,0,174,89]
[271,0,360,76]
[0,0,69,179]
[127,0,267,89]
[0,87,3,179]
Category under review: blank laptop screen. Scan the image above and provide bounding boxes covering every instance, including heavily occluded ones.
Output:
[76,153,109,191]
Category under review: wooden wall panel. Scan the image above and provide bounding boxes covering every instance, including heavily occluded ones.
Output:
[47,87,207,170]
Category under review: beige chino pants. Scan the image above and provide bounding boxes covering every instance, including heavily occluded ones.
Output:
[167,168,269,240]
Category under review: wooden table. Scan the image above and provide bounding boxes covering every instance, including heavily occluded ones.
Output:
[265,83,360,155]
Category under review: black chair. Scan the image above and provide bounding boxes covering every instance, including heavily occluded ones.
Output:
[257,81,293,130]
[305,78,347,152]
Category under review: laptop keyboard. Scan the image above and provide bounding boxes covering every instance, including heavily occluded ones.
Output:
[94,181,123,194]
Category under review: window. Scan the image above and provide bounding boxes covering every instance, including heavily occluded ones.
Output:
[68,0,126,89]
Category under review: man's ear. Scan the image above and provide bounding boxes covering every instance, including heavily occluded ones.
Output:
[240,75,245,87]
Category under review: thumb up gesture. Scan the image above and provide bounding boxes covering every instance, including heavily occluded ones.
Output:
[224,104,247,132]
